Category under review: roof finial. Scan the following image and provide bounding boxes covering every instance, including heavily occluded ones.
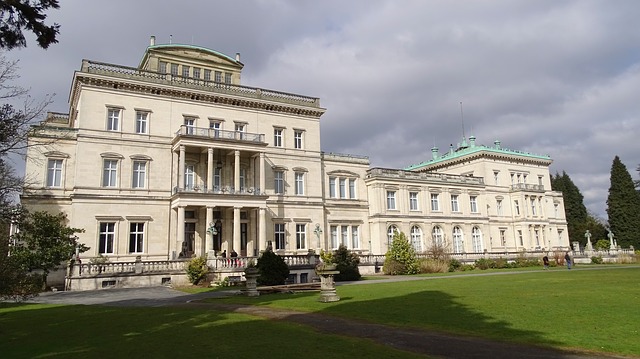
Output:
[169,34,172,44]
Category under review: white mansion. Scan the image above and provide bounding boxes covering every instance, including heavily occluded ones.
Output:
[23,38,569,268]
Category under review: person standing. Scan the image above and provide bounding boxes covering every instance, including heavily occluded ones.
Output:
[564,251,572,270]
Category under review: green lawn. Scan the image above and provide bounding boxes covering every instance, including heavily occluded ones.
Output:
[215,266,640,357]
[0,303,424,359]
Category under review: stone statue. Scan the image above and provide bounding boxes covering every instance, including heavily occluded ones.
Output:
[584,230,593,251]
[607,230,616,249]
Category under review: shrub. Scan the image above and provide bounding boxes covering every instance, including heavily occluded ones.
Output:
[332,245,361,281]
[594,239,610,251]
[382,259,406,275]
[185,256,208,285]
[591,256,604,264]
[256,249,289,286]
[0,256,43,301]
[418,258,449,273]
[617,253,637,264]
[383,231,418,275]
[474,258,495,270]
[460,264,475,271]
[448,258,461,272]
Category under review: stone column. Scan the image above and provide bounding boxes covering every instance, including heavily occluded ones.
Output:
[259,152,266,194]
[259,207,266,253]
[207,147,213,192]
[178,145,186,190]
[206,206,214,256]
[234,150,240,193]
[177,206,185,256]
[233,206,241,253]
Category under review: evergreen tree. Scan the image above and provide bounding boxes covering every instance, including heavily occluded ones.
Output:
[383,231,418,275]
[606,156,640,248]
[551,171,588,244]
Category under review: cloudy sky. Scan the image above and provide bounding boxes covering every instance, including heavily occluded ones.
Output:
[5,0,640,219]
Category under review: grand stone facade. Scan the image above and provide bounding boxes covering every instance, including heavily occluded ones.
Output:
[22,38,569,278]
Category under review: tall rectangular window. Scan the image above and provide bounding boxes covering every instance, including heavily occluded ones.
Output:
[99,222,115,254]
[46,159,63,187]
[193,67,201,79]
[274,223,285,250]
[494,171,499,185]
[135,111,148,134]
[224,72,232,84]
[530,198,537,215]
[514,200,520,215]
[184,117,195,135]
[185,165,195,190]
[470,196,478,213]
[518,230,524,245]
[273,128,283,147]
[500,229,506,246]
[171,63,179,75]
[214,71,222,83]
[341,226,348,246]
[349,179,356,199]
[214,167,222,189]
[409,192,419,211]
[182,65,190,78]
[451,194,459,212]
[107,108,120,131]
[295,172,304,195]
[102,159,118,187]
[294,130,303,149]
[330,226,338,249]
[132,161,146,189]
[129,222,144,253]
[351,226,359,249]
[296,224,306,250]
[274,171,284,194]
[239,168,246,191]
[329,177,336,198]
[204,69,211,81]
[497,199,503,216]
[339,178,346,198]
[431,193,440,211]
[387,191,396,210]
[158,61,167,74]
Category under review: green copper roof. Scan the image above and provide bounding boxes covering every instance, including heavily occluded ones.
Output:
[404,137,552,171]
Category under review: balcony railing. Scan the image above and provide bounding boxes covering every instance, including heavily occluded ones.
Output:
[510,183,545,192]
[366,168,485,185]
[82,60,321,108]
[173,184,264,196]
[176,125,265,143]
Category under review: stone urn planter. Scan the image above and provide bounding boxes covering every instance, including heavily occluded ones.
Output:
[244,267,260,297]
[315,263,340,303]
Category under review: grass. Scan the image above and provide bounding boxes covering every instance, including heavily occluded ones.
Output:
[214,266,640,356]
[0,303,425,359]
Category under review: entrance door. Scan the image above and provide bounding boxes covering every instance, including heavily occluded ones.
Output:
[240,223,248,256]
[184,222,196,257]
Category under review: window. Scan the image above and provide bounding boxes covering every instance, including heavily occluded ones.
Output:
[514,200,520,215]
[554,203,559,218]
[496,199,503,216]
[470,196,478,213]
[349,179,356,199]
[171,63,179,76]
[193,67,201,79]
[99,222,115,254]
[451,194,459,212]
[274,171,284,194]
[158,61,167,74]
[431,193,440,211]
[274,223,285,250]
[453,226,463,253]
[204,69,211,81]
[386,191,396,210]
[294,130,303,149]
[493,171,499,185]
[182,65,190,78]
[135,111,148,134]
[107,108,120,131]
[294,172,304,195]
[225,72,232,84]
[46,159,63,187]
[330,226,338,249]
[235,123,245,139]
[184,117,195,135]
[185,165,195,190]
[129,222,144,253]
[432,226,443,246]
[102,159,118,187]
[518,230,524,246]
[214,71,222,83]
[351,226,359,249]
[341,226,348,246]
[339,178,346,198]
[409,192,419,211]
[132,161,146,189]
[329,177,336,198]
[534,229,540,246]
[410,226,422,252]
[387,225,398,246]
[500,229,506,246]
[296,224,306,250]
[530,198,537,215]
[213,167,222,189]
[239,168,246,191]
[472,227,483,252]
[273,128,283,147]
[538,176,543,186]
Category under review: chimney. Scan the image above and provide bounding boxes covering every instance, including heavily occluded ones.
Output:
[236,53,241,62]
[150,36,155,46]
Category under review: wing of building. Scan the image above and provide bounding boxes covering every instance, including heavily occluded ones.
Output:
[22,38,569,277]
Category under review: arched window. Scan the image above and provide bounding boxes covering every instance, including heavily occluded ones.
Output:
[453,226,464,253]
[432,226,443,246]
[410,226,422,253]
[472,226,483,252]
[387,225,398,247]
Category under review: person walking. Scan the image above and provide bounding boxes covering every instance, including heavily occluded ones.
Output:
[542,255,549,270]
[564,251,572,270]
